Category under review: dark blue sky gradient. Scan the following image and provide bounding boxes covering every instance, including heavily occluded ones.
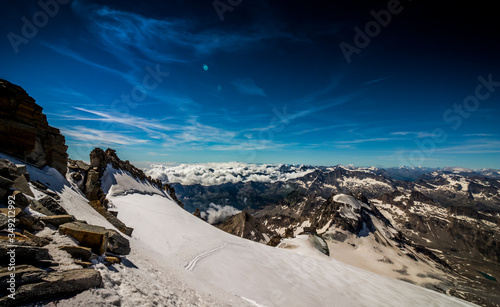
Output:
[1,0,499,168]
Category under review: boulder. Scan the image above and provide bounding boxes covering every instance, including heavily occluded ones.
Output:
[40,215,75,226]
[11,191,30,209]
[0,79,68,176]
[0,242,54,267]
[0,175,13,190]
[15,164,27,176]
[85,169,101,201]
[36,196,68,215]
[104,256,121,264]
[59,222,109,255]
[89,200,133,236]
[11,174,34,197]
[0,231,32,244]
[16,211,45,232]
[0,269,102,306]
[59,245,93,261]
[107,229,131,255]
[22,230,51,247]
[0,265,47,294]
[0,159,19,179]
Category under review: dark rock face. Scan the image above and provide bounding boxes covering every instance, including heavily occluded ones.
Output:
[0,79,68,176]
[0,269,102,307]
[216,210,276,243]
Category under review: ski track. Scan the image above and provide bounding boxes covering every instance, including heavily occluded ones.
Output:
[185,243,228,271]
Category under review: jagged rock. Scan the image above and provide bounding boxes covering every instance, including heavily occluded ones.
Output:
[72,172,83,181]
[22,230,51,247]
[68,159,91,172]
[15,164,27,176]
[216,210,276,243]
[0,231,32,244]
[11,174,34,197]
[89,200,133,236]
[0,80,68,176]
[105,256,121,264]
[40,215,76,226]
[11,191,30,209]
[0,214,8,229]
[0,242,54,267]
[0,176,13,190]
[35,196,68,215]
[59,222,109,255]
[267,235,282,247]
[74,260,93,268]
[84,169,101,201]
[16,210,45,232]
[0,269,102,307]
[107,229,131,255]
[59,245,93,261]
[0,159,19,179]
[193,208,201,218]
[0,265,47,294]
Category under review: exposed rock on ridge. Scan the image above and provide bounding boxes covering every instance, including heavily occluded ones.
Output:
[0,79,68,176]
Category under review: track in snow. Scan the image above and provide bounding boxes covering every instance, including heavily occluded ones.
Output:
[184,243,227,271]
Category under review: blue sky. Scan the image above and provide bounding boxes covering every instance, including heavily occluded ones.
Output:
[1,0,499,168]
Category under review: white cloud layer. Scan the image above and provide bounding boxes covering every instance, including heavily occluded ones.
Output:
[145,162,316,186]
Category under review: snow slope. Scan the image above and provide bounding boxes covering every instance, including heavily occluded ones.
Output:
[105,170,474,306]
[4,154,474,306]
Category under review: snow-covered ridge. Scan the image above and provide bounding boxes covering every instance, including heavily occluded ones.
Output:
[145,162,316,186]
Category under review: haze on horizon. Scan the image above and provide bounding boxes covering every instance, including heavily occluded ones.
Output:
[1,0,499,169]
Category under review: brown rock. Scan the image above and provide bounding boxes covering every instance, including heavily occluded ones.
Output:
[59,222,109,255]
[36,196,68,215]
[0,269,102,307]
[40,214,75,226]
[107,229,131,255]
[74,260,93,268]
[11,174,34,197]
[0,159,19,179]
[104,256,121,264]
[59,245,93,261]
[0,79,68,176]
[0,242,54,267]
[89,200,133,236]
[0,265,47,294]
[11,191,30,209]
[22,230,51,247]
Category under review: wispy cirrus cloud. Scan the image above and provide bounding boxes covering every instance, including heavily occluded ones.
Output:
[61,126,148,146]
[435,140,500,154]
[232,78,267,96]
[71,2,294,65]
[391,131,440,138]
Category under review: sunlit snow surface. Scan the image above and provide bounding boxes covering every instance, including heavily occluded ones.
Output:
[3,155,474,306]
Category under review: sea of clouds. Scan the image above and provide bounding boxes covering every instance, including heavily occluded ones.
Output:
[145,162,316,186]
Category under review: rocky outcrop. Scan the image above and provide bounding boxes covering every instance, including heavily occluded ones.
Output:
[216,210,276,243]
[0,269,102,307]
[59,222,110,255]
[0,79,68,176]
